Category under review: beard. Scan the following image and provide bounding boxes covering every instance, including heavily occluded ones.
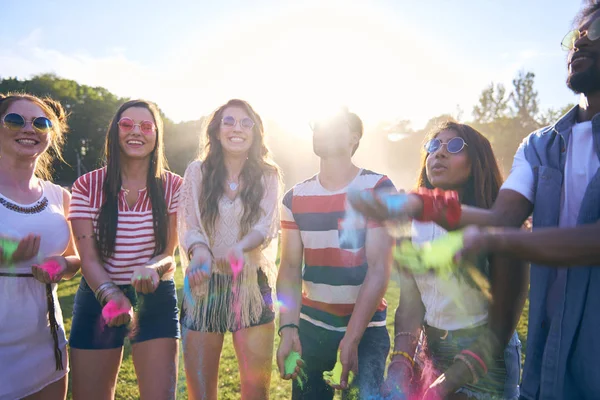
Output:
[567,58,600,94]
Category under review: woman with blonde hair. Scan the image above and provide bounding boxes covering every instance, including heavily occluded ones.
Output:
[179,99,282,400]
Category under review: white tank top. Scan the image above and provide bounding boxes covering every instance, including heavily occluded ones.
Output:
[0,180,70,273]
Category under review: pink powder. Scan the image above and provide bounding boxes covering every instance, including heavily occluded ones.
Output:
[102,300,130,325]
[38,259,62,280]
[229,255,243,280]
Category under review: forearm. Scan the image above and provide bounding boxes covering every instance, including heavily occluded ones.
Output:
[488,224,600,266]
[392,274,425,355]
[237,229,266,252]
[276,263,303,326]
[145,254,175,276]
[80,256,114,291]
[345,268,390,344]
[486,254,529,349]
[62,255,81,280]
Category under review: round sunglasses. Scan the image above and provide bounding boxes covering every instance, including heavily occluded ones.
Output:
[2,113,53,133]
[117,117,156,135]
[562,18,600,51]
[424,137,468,154]
[222,115,255,130]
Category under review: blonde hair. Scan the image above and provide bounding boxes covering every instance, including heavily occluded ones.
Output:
[0,92,69,180]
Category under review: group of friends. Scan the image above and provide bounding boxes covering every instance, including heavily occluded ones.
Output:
[1,3,600,400]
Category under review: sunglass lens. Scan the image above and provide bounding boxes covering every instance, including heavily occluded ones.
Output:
[447,137,465,153]
[425,139,441,153]
[140,121,155,134]
[562,30,578,51]
[241,118,254,129]
[118,118,134,131]
[589,19,600,41]
[222,116,235,126]
[3,113,25,130]
[33,117,52,132]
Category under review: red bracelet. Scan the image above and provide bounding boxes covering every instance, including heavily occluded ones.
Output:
[460,349,488,375]
[413,188,462,229]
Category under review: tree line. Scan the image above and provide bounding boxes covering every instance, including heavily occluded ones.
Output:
[0,72,574,189]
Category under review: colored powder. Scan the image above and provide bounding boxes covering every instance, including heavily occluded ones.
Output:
[383,193,408,214]
[393,231,465,279]
[285,351,307,389]
[38,259,62,280]
[101,299,130,325]
[323,352,355,387]
[229,256,243,281]
[0,238,18,262]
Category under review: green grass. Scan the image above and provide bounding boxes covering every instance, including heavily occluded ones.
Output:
[58,269,529,399]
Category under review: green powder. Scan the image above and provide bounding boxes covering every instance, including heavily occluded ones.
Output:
[285,351,307,389]
[0,238,19,263]
[323,352,355,387]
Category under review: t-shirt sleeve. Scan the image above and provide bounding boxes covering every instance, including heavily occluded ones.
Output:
[500,143,535,203]
[280,188,298,230]
[68,174,94,220]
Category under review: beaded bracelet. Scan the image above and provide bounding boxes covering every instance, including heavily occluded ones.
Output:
[394,331,419,342]
[461,350,488,375]
[389,350,415,367]
[454,354,479,384]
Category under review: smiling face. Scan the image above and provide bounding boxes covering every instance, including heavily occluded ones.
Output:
[0,99,52,162]
[218,106,255,157]
[118,106,157,161]
[425,129,472,190]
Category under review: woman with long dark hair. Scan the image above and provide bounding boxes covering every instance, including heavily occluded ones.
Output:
[0,93,80,400]
[68,100,182,399]
[380,122,528,399]
[178,99,282,400]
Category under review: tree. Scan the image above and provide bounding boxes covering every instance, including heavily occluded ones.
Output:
[473,83,509,123]
[509,70,540,131]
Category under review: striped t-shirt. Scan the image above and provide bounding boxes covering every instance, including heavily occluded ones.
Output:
[68,168,183,284]
[281,169,395,331]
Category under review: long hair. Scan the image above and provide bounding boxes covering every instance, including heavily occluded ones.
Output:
[96,100,169,260]
[416,121,503,209]
[0,92,69,180]
[198,99,281,240]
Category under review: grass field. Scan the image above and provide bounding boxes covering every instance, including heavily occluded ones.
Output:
[58,268,529,399]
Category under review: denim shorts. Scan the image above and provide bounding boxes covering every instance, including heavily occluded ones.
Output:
[69,277,180,349]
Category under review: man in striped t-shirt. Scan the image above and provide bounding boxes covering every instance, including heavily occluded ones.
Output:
[276,109,394,399]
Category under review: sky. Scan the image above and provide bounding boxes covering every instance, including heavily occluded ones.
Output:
[0,0,584,136]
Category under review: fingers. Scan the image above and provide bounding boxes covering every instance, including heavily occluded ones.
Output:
[187,265,210,289]
[31,265,52,284]
[14,234,40,262]
[31,235,40,259]
[276,350,286,378]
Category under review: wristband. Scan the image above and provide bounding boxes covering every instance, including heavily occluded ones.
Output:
[413,187,462,229]
[278,323,300,337]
